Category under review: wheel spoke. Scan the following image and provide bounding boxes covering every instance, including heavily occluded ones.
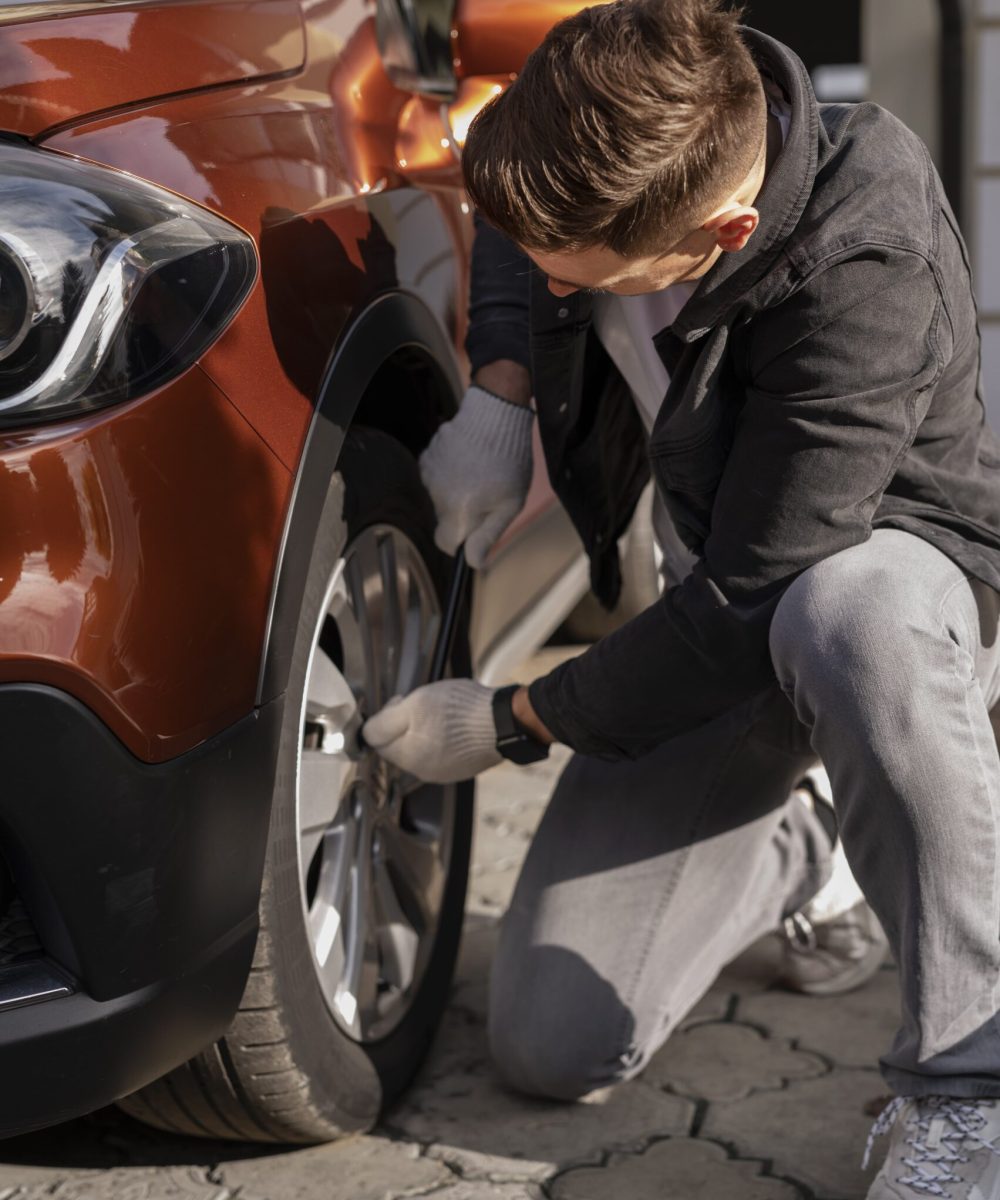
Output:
[336,796,380,1036]
[415,568,440,687]
[372,852,420,992]
[344,547,380,710]
[306,631,354,712]
[399,560,441,694]
[378,819,443,933]
[327,573,368,702]
[395,570,421,696]
[307,822,352,978]
[378,532,403,695]
[298,751,355,867]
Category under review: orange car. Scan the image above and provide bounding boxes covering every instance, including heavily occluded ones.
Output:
[0,0,590,1140]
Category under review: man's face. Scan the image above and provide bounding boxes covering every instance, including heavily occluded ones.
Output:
[524,166,767,298]
[527,228,724,298]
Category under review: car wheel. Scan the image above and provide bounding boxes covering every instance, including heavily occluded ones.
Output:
[118,427,473,1142]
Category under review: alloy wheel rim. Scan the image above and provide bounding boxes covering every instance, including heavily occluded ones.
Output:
[296,524,455,1042]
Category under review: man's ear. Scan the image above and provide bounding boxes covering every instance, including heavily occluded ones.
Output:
[701,205,760,253]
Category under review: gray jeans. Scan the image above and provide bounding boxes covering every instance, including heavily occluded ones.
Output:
[488,530,1000,1100]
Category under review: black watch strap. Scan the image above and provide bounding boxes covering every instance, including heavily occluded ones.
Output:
[492,684,550,765]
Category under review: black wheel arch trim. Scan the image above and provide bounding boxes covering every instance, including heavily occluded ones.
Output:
[256,288,463,706]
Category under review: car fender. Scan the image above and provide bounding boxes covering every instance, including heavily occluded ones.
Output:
[256,288,462,705]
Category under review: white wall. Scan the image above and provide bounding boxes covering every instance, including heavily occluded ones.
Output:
[977,179,1000,312]
[972,1,1000,427]
[863,0,940,160]
[864,1,1000,426]
[984,327,1000,414]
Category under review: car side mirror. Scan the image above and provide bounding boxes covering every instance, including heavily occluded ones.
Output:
[376,0,457,97]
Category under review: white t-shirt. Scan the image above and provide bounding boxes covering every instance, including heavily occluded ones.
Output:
[591,80,792,579]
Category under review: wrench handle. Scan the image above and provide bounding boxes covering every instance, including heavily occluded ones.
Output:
[429,545,471,683]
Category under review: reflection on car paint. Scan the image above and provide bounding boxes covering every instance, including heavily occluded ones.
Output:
[0,0,306,135]
[0,370,289,761]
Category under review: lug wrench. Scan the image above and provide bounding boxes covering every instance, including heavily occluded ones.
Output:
[429,544,471,684]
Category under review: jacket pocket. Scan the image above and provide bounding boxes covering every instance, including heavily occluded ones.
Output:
[649,399,734,495]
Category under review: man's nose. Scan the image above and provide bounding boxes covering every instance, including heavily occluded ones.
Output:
[546,278,577,298]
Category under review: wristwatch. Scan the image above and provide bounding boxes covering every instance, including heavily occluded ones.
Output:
[492,684,550,765]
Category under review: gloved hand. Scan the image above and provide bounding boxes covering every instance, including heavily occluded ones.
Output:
[419,384,534,569]
[362,679,501,784]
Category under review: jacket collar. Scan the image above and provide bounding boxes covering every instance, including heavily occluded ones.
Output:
[664,27,820,346]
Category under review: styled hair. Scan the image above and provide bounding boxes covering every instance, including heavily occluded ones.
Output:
[462,0,767,256]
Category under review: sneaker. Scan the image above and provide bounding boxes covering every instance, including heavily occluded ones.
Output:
[778,767,889,995]
[864,1095,1000,1198]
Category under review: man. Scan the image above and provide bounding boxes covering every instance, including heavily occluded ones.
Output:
[363,1,1000,1193]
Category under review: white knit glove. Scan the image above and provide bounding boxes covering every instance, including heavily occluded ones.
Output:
[361,680,501,784]
[419,385,534,569]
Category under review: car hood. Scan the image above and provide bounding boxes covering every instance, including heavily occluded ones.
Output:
[0,0,306,138]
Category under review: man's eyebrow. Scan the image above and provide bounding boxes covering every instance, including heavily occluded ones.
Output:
[546,274,590,290]
[549,272,621,292]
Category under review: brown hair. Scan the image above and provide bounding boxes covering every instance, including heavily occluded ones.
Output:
[462,0,766,257]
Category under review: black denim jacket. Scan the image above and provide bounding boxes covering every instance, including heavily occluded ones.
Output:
[465,28,1000,761]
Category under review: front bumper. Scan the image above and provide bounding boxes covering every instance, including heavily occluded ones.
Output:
[0,683,283,1137]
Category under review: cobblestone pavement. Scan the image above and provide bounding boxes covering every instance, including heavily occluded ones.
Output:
[0,649,899,1200]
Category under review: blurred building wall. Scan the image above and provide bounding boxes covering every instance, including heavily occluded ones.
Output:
[863,0,940,161]
[971,0,1000,425]
[865,0,999,424]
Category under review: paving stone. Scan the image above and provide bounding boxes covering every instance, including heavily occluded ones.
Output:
[716,933,786,994]
[0,1110,138,1185]
[701,1069,885,1199]
[411,1002,489,1083]
[0,1166,88,1190]
[3,1167,227,1199]
[403,1185,544,1200]
[468,823,528,877]
[738,967,902,1069]
[475,748,569,821]
[450,918,499,1021]
[466,866,520,918]
[387,1073,694,1183]
[677,987,732,1030]
[550,1137,803,1200]
[216,1136,447,1200]
[477,800,546,842]
[646,1021,826,1102]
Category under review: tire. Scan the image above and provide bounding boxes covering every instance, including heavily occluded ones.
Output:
[118,428,474,1143]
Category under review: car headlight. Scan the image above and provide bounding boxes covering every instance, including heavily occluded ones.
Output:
[0,143,257,426]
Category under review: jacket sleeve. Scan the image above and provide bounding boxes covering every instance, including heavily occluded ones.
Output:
[464,213,532,375]
[528,250,948,758]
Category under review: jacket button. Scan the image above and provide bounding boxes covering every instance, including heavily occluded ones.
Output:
[557,306,569,318]
[564,467,572,480]
[558,402,568,413]
[595,532,604,545]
